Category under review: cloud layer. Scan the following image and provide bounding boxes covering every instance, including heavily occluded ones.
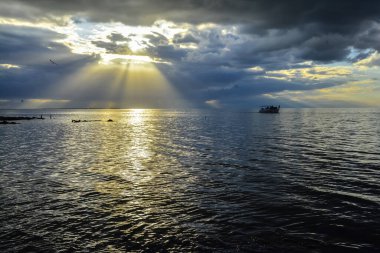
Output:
[1,0,380,108]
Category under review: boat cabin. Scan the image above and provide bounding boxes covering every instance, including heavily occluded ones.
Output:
[259,105,280,113]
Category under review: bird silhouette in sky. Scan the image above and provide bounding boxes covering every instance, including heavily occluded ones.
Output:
[49,59,58,65]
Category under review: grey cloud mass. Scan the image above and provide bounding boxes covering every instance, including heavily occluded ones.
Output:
[3,0,379,30]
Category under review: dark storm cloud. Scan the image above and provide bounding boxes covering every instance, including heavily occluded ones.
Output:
[4,0,380,29]
[297,34,351,62]
[354,22,380,51]
[2,0,380,65]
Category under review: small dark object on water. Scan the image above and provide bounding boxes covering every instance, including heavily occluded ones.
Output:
[259,105,280,113]
[0,120,19,125]
[72,119,101,123]
[107,119,113,122]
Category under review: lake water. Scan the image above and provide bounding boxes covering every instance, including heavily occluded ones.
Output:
[0,108,379,252]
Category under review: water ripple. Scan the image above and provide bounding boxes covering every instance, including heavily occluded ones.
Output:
[0,108,379,252]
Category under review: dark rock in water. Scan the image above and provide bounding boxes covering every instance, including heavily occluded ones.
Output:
[107,119,113,122]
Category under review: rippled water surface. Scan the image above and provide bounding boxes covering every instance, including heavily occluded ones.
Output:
[0,108,379,252]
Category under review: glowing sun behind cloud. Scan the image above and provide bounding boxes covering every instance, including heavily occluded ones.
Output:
[56,19,185,65]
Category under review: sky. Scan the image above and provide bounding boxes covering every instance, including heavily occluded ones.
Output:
[1,0,380,109]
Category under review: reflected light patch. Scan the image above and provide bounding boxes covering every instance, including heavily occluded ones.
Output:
[124,109,154,179]
[129,109,146,125]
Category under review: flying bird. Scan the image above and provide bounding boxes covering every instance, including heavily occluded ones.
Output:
[49,59,58,65]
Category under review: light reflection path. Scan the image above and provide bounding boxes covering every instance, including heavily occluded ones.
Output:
[90,109,159,195]
[82,110,199,250]
[126,109,152,177]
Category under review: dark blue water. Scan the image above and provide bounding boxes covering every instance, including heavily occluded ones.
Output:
[0,109,379,252]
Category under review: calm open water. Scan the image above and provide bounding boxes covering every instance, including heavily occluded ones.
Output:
[0,108,379,252]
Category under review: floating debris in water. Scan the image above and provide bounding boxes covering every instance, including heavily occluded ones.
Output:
[71,119,102,123]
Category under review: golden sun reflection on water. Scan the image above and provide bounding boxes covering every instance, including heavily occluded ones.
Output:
[129,108,146,125]
[125,109,152,174]
[91,109,161,197]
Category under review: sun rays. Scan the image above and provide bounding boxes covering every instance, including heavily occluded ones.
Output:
[45,57,186,109]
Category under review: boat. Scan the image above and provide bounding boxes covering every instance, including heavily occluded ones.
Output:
[259,105,280,113]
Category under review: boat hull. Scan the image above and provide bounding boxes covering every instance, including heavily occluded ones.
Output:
[259,106,280,113]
